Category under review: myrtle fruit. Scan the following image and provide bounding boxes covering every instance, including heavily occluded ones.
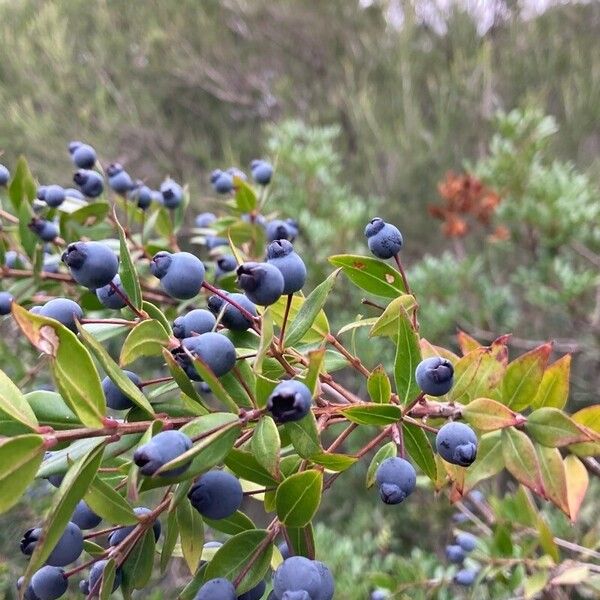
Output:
[266,219,297,243]
[64,187,85,200]
[150,251,205,299]
[44,185,66,208]
[88,559,122,596]
[237,261,284,306]
[61,241,119,289]
[415,356,454,396]
[5,250,28,269]
[215,254,238,276]
[108,165,134,194]
[0,291,14,315]
[29,219,59,242]
[160,177,184,209]
[37,185,48,201]
[188,470,243,520]
[21,521,83,566]
[68,140,82,153]
[0,163,9,186]
[266,239,307,294]
[454,568,477,587]
[132,184,152,210]
[445,544,465,564]
[435,422,478,467]
[73,169,104,198]
[108,507,161,546]
[42,255,60,274]
[456,532,477,552]
[179,332,237,378]
[96,275,128,309]
[273,557,322,600]
[71,500,102,530]
[71,143,96,169]
[278,541,291,560]
[195,212,216,228]
[207,292,257,331]
[173,309,216,339]
[28,566,68,600]
[237,580,267,600]
[17,575,38,600]
[314,561,335,600]
[371,590,388,600]
[133,430,193,477]
[250,159,273,185]
[194,578,236,600]
[364,217,403,259]
[102,370,142,410]
[207,235,228,250]
[39,298,83,333]
[212,171,234,194]
[267,380,312,423]
[375,457,417,504]
[241,213,267,228]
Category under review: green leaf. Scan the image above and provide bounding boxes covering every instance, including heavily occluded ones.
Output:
[12,303,106,427]
[341,404,401,425]
[502,344,551,411]
[276,470,323,527]
[271,295,329,345]
[285,269,339,346]
[22,443,104,587]
[77,322,155,417]
[502,427,544,496]
[0,368,38,429]
[162,349,206,407]
[254,307,273,374]
[462,398,523,432]
[121,530,156,590]
[177,498,204,574]
[234,179,258,212]
[0,434,44,513]
[393,305,421,404]
[403,422,437,481]
[569,406,600,457]
[304,349,326,398]
[99,559,116,600]
[365,441,396,488]
[203,511,256,536]
[464,431,504,492]
[64,201,110,225]
[284,412,322,458]
[527,408,592,447]
[367,365,392,403]
[252,416,281,478]
[25,390,80,429]
[225,449,279,487]
[188,352,239,413]
[532,354,571,409]
[284,524,315,559]
[160,509,179,573]
[310,452,357,472]
[535,444,569,516]
[142,301,172,335]
[120,319,171,365]
[255,374,278,409]
[115,212,143,310]
[370,295,418,338]
[84,476,137,525]
[329,254,406,298]
[204,529,273,595]
[8,155,36,210]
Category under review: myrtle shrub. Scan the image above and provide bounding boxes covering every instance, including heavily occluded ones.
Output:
[0,144,598,600]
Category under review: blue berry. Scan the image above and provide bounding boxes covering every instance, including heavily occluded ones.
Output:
[73,169,104,198]
[210,169,224,184]
[371,591,388,600]
[237,580,266,600]
[456,532,477,552]
[132,184,152,210]
[133,430,193,477]
[62,241,119,289]
[179,332,237,379]
[207,292,257,331]
[375,457,417,504]
[44,185,66,208]
[29,219,59,242]
[151,251,205,299]
[160,177,184,209]
[227,167,247,181]
[29,566,68,600]
[102,370,142,410]
[266,240,306,294]
[0,163,9,186]
[364,217,403,259]
[278,542,291,560]
[215,254,238,276]
[64,187,85,200]
[194,578,236,600]
[71,500,102,530]
[4,250,28,268]
[37,185,48,201]
[314,561,335,600]
[0,291,13,315]
[96,275,128,309]
[213,172,234,194]
[237,262,284,306]
[250,160,273,185]
[266,219,297,243]
[108,168,134,195]
[173,309,216,339]
[188,470,243,519]
[435,422,478,467]
[445,544,465,564]
[415,357,454,396]
[71,143,96,169]
[21,522,83,566]
[207,235,229,250]
[39,298,83,333]
[273,557,321,600]
[267,380,312,423]
[108,507,161,546]
[68,140,83,154]
[88,559,122,596]
[195,212,217,228]
[454,568,477,587]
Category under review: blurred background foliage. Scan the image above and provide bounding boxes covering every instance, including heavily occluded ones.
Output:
[1,1,599,598]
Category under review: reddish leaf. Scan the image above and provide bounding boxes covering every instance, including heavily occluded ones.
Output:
[502,427,544,497]
[564,455,588,522]
[449,347,506,404]
[535,444,569,516]
[463,431,504,493]
[456,330,480,355]
[462,397,524,432]
[532,354,571,410]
